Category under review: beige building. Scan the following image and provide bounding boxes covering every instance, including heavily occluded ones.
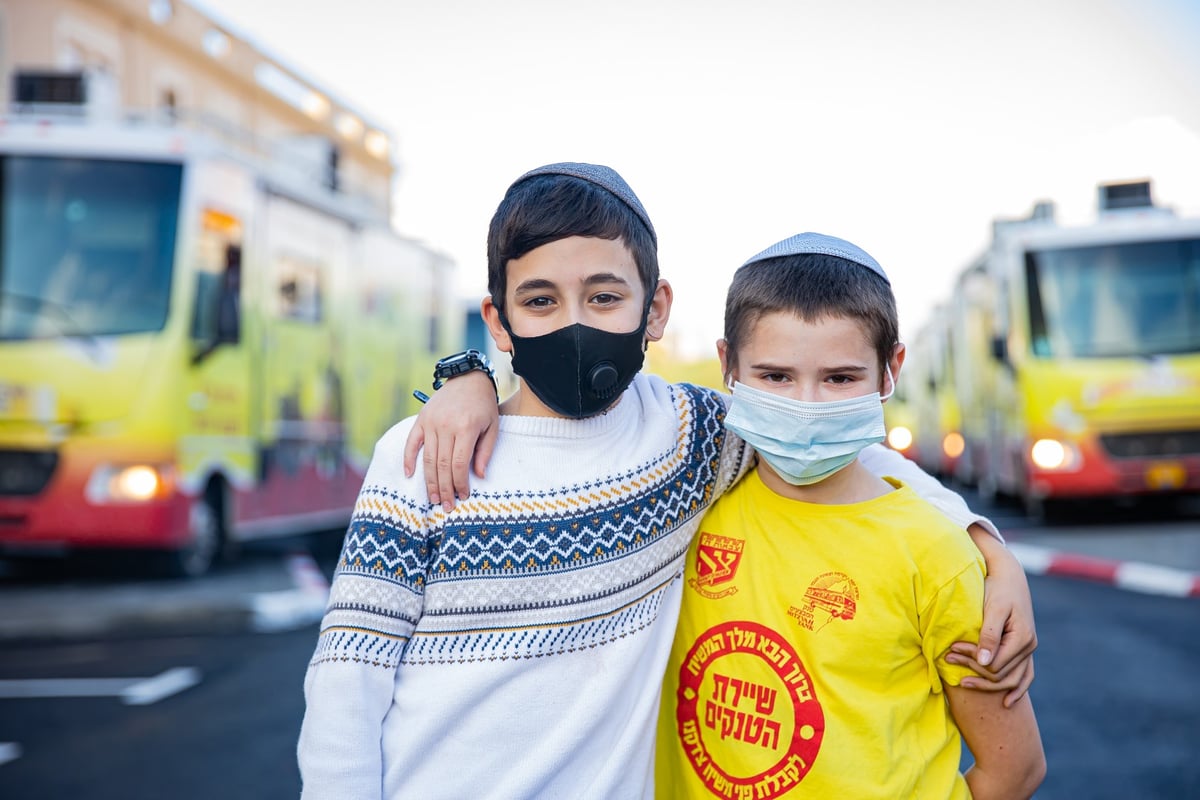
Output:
[0,0,395,219]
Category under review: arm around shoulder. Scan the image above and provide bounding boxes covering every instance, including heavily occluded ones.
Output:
[960,525,1038,690]
[402,370,500,511]
[861,445,1038,693]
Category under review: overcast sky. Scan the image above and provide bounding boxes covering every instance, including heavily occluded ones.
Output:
[194,0,1200,357]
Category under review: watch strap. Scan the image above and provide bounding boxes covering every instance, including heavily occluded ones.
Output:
[432,349,498,398]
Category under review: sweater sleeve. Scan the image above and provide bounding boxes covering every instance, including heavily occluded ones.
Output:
[703,387,757,498]
[297,421,437,800]
[859,443,1003,542]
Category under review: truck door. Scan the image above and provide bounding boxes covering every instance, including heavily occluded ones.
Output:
[253,193,353,522]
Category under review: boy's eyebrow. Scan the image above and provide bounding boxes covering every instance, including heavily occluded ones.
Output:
[512,273,632,296]
[747,362,870,374]
[747,360,797,373]
[581,272,632,287]
[744,362,868,376]
[512,278,558,295]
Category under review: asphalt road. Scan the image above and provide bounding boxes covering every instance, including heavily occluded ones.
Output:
[1,497,1198,798]
[0,627,314,800]
[1,570,1197,799]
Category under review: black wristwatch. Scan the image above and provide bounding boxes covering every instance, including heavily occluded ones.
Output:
[432,349,498,396]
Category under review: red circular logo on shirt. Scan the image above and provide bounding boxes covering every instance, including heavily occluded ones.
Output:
[674,620,824,797]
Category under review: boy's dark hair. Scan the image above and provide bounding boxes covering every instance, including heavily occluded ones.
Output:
[486,173,659,318]
[723,253,899,381]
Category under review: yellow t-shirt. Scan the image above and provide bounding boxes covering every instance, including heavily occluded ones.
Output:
[656,469,986,799]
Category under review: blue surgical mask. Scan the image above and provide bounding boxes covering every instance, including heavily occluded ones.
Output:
[724,370,893,486]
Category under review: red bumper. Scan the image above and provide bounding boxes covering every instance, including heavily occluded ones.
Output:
[1026,439,1200,500]
[0,489,191,551]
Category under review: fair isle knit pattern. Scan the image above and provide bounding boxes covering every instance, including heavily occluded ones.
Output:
[310,378,738,671]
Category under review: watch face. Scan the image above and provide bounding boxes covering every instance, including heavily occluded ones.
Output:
[432,350,496,392]
[439,353,474,374]
[435,350,491,380]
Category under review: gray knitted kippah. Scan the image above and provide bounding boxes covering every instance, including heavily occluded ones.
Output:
[742,231,890,285]
[512,162,657,246]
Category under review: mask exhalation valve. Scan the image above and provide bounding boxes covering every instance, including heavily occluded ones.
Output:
[588,361,619,398]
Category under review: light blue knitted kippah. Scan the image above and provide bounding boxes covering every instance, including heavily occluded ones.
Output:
[742,232,889,285]
[512,162,657,246]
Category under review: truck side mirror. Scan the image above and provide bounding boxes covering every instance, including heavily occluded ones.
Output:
[215,244,241,344]
[191,244,242,365]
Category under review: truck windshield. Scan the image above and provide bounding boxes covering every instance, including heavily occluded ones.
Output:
[1025,238,1200,358]
[0,156,182,341]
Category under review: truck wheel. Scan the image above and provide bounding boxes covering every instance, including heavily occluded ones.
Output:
[165,494,222,578]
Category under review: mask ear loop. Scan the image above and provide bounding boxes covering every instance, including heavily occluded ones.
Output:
[637,282,660,352]
[496,303,516,338]
[880,364,896,401]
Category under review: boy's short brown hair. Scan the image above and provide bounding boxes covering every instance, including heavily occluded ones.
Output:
[486,165,658,318]
[723,252,899,379]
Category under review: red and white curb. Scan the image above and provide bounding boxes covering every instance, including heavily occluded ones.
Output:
[250,552,331,632]
[242,544,1200,635]
[1008,542,1200,598]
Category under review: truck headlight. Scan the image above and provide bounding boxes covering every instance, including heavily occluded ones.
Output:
[1029,439,1079,471]
[942,432,965,459]
[887,426,914,452]
[85,464,171,503]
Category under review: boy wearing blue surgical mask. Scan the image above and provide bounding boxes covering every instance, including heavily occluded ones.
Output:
[300,164,1035,799]
[654,233,1046,799]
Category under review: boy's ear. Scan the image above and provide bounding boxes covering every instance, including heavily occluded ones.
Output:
[643,279,673,342]
[884,342,906,399]
[717,338,733,386]
[481,297,513,354]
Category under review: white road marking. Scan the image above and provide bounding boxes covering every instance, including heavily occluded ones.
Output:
[0,667,201,705]
[0,742,21,766]
[249,551,329,632]
[288,551,330,593]
[250,590,327,633]
[121,667,202,706]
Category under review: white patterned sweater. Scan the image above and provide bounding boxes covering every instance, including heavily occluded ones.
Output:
[297,374,993,800]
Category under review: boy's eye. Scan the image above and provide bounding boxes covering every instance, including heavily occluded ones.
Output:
[590,292,620,305]
[523,296,554,308]
[762,372,789,383]
[827,374,855,385]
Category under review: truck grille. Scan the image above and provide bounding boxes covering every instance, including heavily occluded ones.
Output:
[1099,431,1200,459]
[0,450,58,496]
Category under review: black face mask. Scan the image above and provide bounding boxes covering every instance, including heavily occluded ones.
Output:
[504,317,648,419]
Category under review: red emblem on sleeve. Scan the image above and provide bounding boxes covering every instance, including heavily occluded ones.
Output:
[688,532,745,599]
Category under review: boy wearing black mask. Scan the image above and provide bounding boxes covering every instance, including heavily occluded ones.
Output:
[298,164,1034,799]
